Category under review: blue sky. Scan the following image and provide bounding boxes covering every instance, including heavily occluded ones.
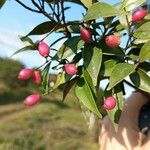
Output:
[0,0,135,97]
[0,0,118,67]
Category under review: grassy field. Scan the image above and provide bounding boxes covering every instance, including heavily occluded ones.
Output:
[0,91,99,150]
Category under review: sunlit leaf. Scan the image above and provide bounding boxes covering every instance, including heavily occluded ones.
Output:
[108,63,137,90]
[120,0,145,11]
[75,77,102,117]
[134,22,150,39]
[130,68,150,93]
[139,41,150,62]
[83,45,102,86]
[84,2,119,21]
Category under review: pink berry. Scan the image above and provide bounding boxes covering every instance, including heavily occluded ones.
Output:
[65,64,77,75]
[38,41,50,57]
[132,8,147,22]
[32,70,42,85]
[80,27,92,43]
[24,94,41,106]
[103,96,116,110]
[105,35,120,48]
[18,68,33,80]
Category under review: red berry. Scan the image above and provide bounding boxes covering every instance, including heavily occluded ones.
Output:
[105,35,120,48]
[65,64,77,75]
[18,68,33,80]
[132,8,147,22]
[38,41,50,57]
[24,94,41,106]
[103,96,116,110]
[32,70,42,85]
[80,27,92,43]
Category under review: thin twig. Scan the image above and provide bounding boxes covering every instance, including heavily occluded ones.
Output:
[60,0,71,37]
[15,0,40,13]
[31,0,56,22]
[50,36,66,47]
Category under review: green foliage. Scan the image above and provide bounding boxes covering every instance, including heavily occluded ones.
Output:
[0,0,6,9]
[75,77,102,118]
[10,0,150,126]
[84,2,119,21]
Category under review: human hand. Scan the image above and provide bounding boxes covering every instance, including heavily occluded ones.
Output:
[99,92,150,150]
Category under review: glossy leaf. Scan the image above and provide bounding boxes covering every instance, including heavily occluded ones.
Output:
[139,62,150,72]
[80,0,97,8]
[119,10,132,28]
[57,36,84,59]
[40,63,51,94]
[11,45,36,57]
[134,39,149,45]
[84,2,119,21]
[99,40,125,58]
[130,69,150,93]
[19,36,34,45]
[26,21,60,36]
[108,63,137,90]
[63,78,78,101]
[52,71,71,91]
[0,0,6,9]
[120,0,145,11]
[83,68,96,94]
[134,22,150,39]
[75,77,102,117]
[83,45,102,86]
[139,41,150,62]
[101,59,118,77]
[106,84,123,128]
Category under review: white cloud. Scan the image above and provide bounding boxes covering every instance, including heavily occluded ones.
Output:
[0,28,24,50]
[0,27,66,69]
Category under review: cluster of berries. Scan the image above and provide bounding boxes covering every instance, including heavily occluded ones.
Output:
[18,8,147,110]
[80,8,147,110]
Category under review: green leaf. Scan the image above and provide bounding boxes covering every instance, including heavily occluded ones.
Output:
[63,78,77,101]
[83,68,96,94]
[134,39,149,45]
[51,71,71,91]
[99,40,125,58]
[139,62,150,72]
[56,36,84,59]
[80,0,97,8]
[40,63,51,94]
[130,68,150,93]
[139,41,150,62]
[27,21,60,36]
[11,45,36,57]
[120,0,145,11]
[75,77,102,117]
[19,36,34,45]
[84,2,119,21]
[108,63,137,90]
[134,22,150,39]
[106,84,123,128]
[119,10,132,28]
[83,45,102,86]
[0,0,6,9]
[101,59,117,77]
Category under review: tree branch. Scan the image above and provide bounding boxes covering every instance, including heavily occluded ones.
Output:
[15,0,40,13]
[31,0,57,22]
